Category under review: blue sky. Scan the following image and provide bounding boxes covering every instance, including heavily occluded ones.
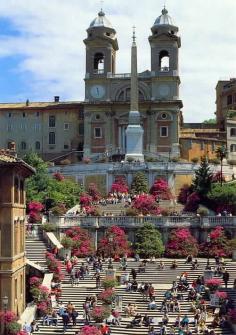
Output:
[0,0,236,122]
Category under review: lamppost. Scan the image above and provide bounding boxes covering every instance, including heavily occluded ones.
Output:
[206,234,211,269]
[2,295,8,334]
[216,145,227,187]
[108,235,114,265]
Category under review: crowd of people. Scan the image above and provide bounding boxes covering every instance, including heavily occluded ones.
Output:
[23,253,234,334]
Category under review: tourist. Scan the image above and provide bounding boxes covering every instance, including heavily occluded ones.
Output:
[23,322,32,334]
[30,320,39,332]
[61,310,70,332]
[181,314,189,327]
[148,326,157,335]
[70,308,78,326]
[185,254,193,263]
[160,324,167,335]
[131,268,137,280]
[50,309,59,326]
[171,260,178,269]
[70,266,76,286]
[100,323,111,335]
[148,297,157,310]
[67,301,75,317]
[142,313,152,327]
[222,269,229,287]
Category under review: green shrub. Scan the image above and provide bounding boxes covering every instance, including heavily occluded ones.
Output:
[42,223,57,232]
[61,236,74,249]
[126,208,138,216]
[197,207,209,216]
[6,321,21,334]
[103,279,119,289]
[126,157,134,163]
[170,157,179,163]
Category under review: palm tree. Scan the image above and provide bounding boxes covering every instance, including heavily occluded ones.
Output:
[215,145,227,186]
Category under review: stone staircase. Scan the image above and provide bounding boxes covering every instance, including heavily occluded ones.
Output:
[99,204,127,216]
[25,235,48,269]
[32,258,236,335]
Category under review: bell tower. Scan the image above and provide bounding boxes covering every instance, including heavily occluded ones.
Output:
[84,9,119,102]
[149,7,181,101]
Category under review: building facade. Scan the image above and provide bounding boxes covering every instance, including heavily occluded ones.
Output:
[0,149,34,327]
[216,78,236,130]
[83,8,183,158]
[0,100,84,161]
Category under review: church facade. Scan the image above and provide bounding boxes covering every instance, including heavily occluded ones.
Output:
[83,8,183,159]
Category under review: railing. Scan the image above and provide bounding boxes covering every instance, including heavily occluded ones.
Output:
[50,215,236,229]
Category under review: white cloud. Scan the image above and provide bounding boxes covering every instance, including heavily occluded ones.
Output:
[0,0,235,121]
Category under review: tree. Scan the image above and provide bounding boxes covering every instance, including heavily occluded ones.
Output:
[192,156,212,198]
[64,227,94,256]
[207,183,236,214]
[203,118,216,124]
[97,226,130,257]
[132,194,161,215]
[24,152,83,209]
[135,223,164,257]
[215,146,227,186]
[200,226,230,257]
[88,183,101,201]
[184,192,200,212]
[23,152,49,203]
[178,184,193,204]
[166,228,199,257]
[111,176,129,193]
[150,178,172,200]
[131,172,148,194]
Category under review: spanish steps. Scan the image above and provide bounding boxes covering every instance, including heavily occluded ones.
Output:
[26,236,236,335]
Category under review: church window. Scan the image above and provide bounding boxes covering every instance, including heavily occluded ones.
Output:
[161,113,167,119]
[78,110,84,120]
[230,128,236,137]
[64,123,69,130]
[227,95,233,105]
[106,32,110,37]
[64,143,69,150]
[22,112,26,117]
[117,91,125,101]
[94,127,102,138]
[159,50,169,72]
[8,112,12,117]
[94,53,104,74]
[160,126,168,137]
[230,144,236,152]
[35,141,40,150]
[49,132,55,145]
[21,141,26,150]
[117,88,145,101]
[7,124,13,132]
[95,114,100,120]
[49,115,56,127]
[36,111,40,117]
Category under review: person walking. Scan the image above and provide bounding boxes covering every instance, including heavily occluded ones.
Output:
[223,270,230,288]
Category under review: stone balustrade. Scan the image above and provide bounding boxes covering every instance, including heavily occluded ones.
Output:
[49,215,236,229]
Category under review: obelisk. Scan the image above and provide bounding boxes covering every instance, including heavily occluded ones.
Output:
[125,27,144,162]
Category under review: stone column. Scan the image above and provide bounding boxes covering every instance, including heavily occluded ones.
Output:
[83,111,91,157]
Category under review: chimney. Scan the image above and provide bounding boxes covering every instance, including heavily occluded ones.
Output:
[54,96,60,103]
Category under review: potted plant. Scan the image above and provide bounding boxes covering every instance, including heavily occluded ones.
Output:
[102,279,118,289]
[98,289,116,305]
[91,306,111,324]
[6,321,21,334]
[205,278,222,293]
[80,325,102,335]
[61,236,74,258]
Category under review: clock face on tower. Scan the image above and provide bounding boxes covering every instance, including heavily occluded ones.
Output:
[90,85,105,99]
[158,84,170,98]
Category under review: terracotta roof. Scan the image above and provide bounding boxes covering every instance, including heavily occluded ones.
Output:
[0,151,35,174]
[0,101,83,109]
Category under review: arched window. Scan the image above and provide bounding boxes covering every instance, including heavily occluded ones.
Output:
[230,144,236,152]
[35,141,40,150]
[117,88,145,101]
[94,53,104,74]
[159,50,169,72]
[21,141,26,150]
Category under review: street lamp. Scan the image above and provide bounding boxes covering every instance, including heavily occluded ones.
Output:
[206,234,211,269]
[2,295,8,334]
[108,236,114,264]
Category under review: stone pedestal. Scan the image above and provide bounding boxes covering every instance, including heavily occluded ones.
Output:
[125,116,144,162]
